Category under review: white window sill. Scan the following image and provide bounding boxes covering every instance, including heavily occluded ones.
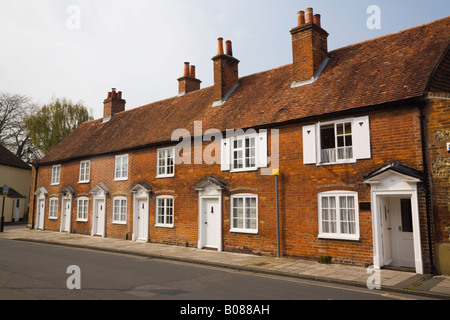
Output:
[230,228,258,235]
[49,217,58,220]
[112,221,127,225]
[78,180,90,184]
[318,234,360,241]
[51,183,60,186]
[230,168,258,173]
[155,224,174,228]
[76,218,88,222]
[316,159,357,166]
[114,177,128,182]
[156,174,175,179]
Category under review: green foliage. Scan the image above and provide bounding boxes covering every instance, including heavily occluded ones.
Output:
[23,98,93,154]
[318,255,333,264]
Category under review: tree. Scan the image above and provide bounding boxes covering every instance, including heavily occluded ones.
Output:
[0,92,38,161]
[24,98,93,155]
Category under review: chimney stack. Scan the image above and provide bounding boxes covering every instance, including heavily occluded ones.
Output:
[178,62,201,95]
[291,8,329,85]
[212,37,240,104]
[103,88,125,120]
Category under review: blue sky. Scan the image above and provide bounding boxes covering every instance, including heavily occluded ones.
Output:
[0,0,449,119]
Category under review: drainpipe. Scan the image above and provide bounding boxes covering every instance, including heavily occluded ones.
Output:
[419,102,435,274]
[273,169,281,258]
[31,161,39,229]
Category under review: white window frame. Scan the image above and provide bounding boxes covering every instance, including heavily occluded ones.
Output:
[112,197,127,224]
[231,134,257,172]
[156,147,175,178]
[303,116,371,165]
[76,197,89,222]
[318,119,355,165]
[230,194,258,234]
[221,130,268,172]
[49,198,59,220]
[318,191,360,241]
[51,165,61,185]
[114,154,128,181]
[79,160,91,183]
[155,196,174,228]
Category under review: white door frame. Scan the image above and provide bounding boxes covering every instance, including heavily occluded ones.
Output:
[34,187,47,230]
[90,184,109,237]
[132,188,150,242]
[59,186,74,233]
[365,170,423,274]
[196,185,223,251]
[60,196,72,233]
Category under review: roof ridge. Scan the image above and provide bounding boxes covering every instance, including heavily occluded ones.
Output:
[329,15,450,54]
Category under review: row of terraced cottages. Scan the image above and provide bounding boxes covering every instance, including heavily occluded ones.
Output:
[29,9,450,275]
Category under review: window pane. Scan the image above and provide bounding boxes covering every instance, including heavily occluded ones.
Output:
[401,199,413,233]
[345,123,352,134]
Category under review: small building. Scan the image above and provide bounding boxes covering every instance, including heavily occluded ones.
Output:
[28,9,450,274]
[0,144,31,223]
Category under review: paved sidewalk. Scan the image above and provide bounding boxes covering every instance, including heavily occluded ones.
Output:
[1,226,449,299]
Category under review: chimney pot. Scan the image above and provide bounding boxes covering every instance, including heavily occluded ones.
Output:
[184,62,190,77]
[107,92,112,99]
[314,14,321,27]
[118,91,122,99]
[217,38,224,55]
[190,65,196,79]
[298,11,305,26]
[226,40,233,56]
[305,8,313,24]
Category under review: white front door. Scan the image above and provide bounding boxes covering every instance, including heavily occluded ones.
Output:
[380,198,392,265]
[94,199,105,236]
[62,200,71,232]
[382,197,415,269]
[36,199,45,230]
[14,199,20,222]
[392,198,415,268]
[202,198,220,249]
[135,199,147,241]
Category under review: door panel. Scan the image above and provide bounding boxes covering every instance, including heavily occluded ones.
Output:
[203,199,220,249]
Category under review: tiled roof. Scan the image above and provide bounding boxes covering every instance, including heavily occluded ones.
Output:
[0,143,31,170]
[40,17,450,165]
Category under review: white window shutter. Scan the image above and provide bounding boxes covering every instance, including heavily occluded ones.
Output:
[303,125,317,164]
[221,138,231,171]
[352,116,371,160]
[257,130,268,168]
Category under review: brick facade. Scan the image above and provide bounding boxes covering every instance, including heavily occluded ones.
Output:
[28,101,437,268]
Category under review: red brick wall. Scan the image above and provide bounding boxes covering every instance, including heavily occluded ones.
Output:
[29,102,432,267]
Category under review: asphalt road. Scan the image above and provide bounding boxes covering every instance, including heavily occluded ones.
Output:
[0,236,437,318]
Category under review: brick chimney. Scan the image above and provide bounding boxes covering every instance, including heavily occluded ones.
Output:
[103,88,125,120]
[290,8,329,86]
[212,38,239,104]
[178,62,201,95]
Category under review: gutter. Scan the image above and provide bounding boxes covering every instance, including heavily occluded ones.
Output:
[30,161,39,229]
